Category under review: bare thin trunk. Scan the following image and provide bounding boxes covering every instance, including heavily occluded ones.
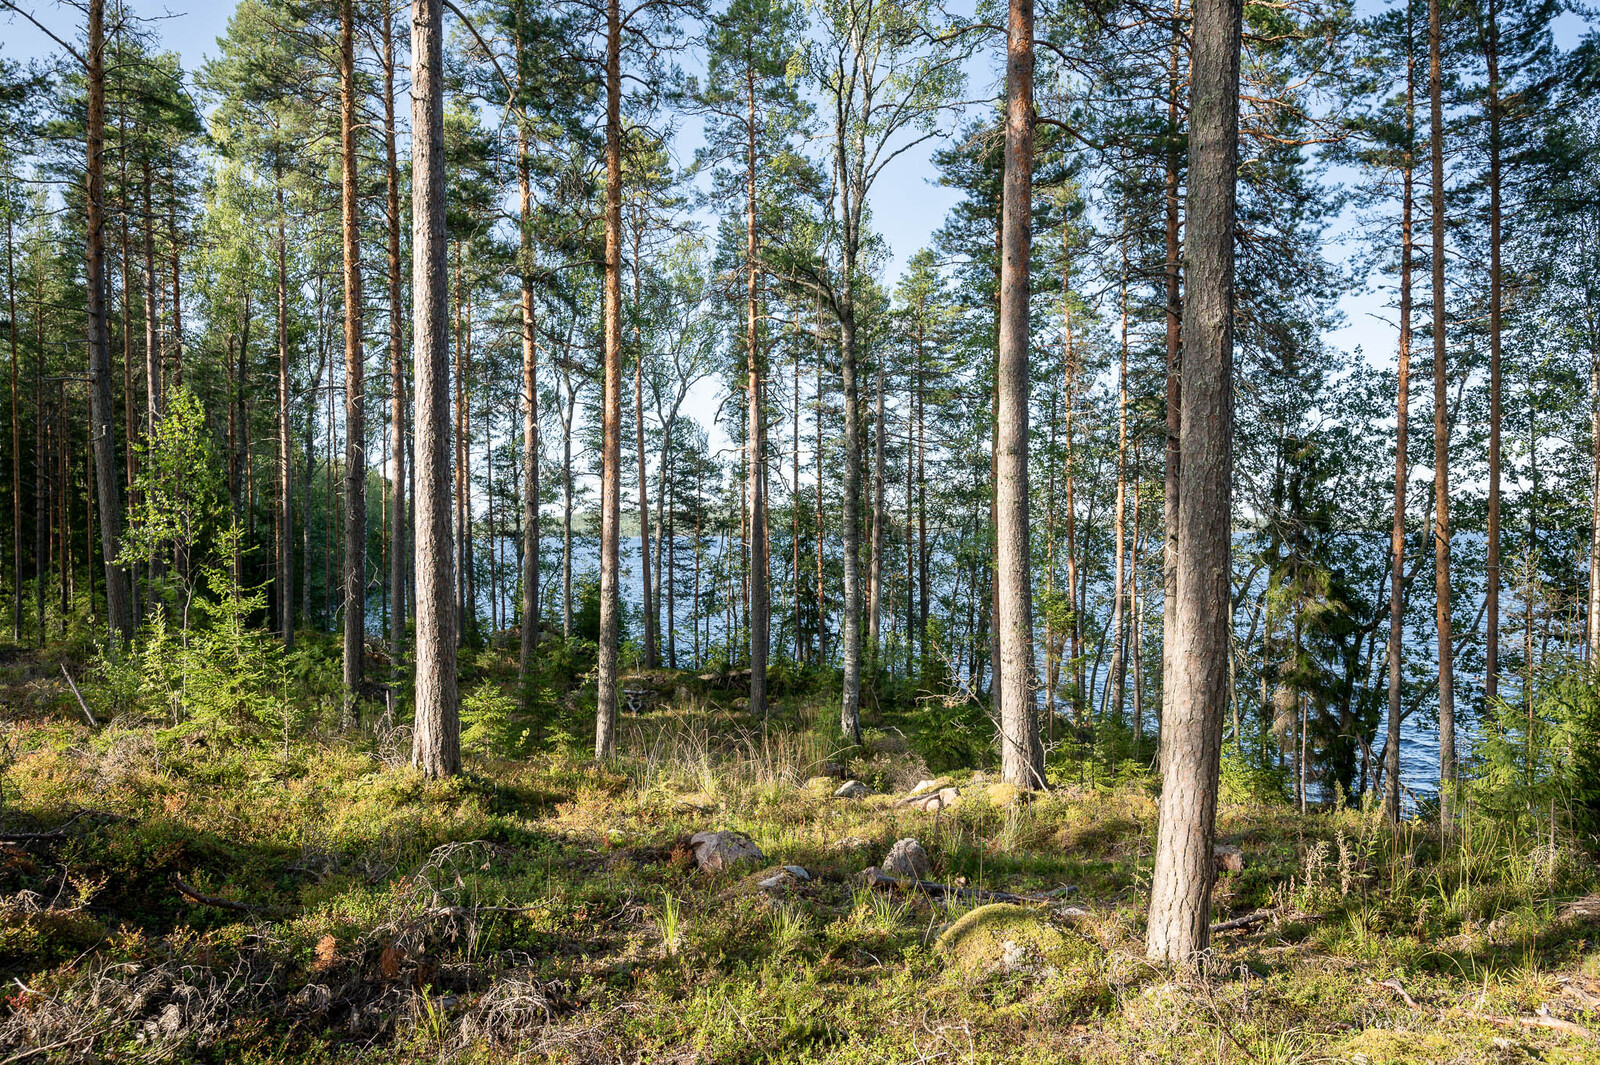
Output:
[1386,10,1417,824]
[596,0,623,759]
[517,115,540,693]
[340,0,366,708]
[1429,0,1456,830]
[1484,0,1502,704]
[746,59,768,715]
[384,2,406,676]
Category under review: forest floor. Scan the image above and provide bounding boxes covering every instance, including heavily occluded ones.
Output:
[3,648,1600,1063]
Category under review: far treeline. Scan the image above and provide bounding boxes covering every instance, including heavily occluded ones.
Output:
[1,0,1598,964]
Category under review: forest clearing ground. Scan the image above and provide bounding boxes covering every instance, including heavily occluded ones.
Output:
[1,653,1600,1062]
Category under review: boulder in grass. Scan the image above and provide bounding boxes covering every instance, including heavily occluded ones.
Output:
[881,837,931,880]
[688,830,765,874]
[1213,843,1245,874]
[934,903,1098,978]
[834,780,869,799]
[908,778,948,797]
[908,786,961,813]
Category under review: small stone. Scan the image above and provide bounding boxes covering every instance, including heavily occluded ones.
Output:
[1213,843,1245,874]
[688,830,766,873]
[908,779,943,797]
[835,780,869,799]
[882,837,931,879]
[783,865,811,880]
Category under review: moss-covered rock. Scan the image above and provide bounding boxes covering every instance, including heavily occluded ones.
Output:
[983,781,1023,807]
[934,903,1097,978]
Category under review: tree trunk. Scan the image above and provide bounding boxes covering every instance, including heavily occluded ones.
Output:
[1385,10,1417,824]
[517,117,541,695]
[384,5,406,674]
[84,0,131,645]
[595,0,623,759]
[1146,0,1241,964]
[1162,0,1183,731]
[997,0,1041,787]
[340,0,366,710]
[1484,0,1502,705]
[634,220,656,669]
[7,191,19,641]
[868,361,884,664]
[275,176,293,648]
[1108,235,1130,727]
[410,0,459,778]
[747,60,769,716]
[1429,0,1456,831]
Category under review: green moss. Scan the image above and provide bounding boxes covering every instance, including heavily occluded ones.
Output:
[934,903,1097,978]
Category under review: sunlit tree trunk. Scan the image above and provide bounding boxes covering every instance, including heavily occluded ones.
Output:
[340,0,366,710]
[1161,0,1183,728]
[1429,0,1456,832]
[275,173,293,649]
[410,0,459,778]
[383,5,406,674]
[84,0,131,645]
[1386,6,1417,824]
[517,116,540,696]
[1146,0,1241,964]
[997,0,1041,787]
[595,0,624,759]
[746,59,768,715]
[1483,0,1503,705]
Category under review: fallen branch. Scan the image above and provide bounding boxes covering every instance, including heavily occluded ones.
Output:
[0,810,86,842]
[1371,977,1420,1011]
[60,664,96,727]
[173,875,281,916]
[863,866,1077,905]
[1487,1008,1595,1042]
[1211,907,1280,934]
[1371,977,1593,1041]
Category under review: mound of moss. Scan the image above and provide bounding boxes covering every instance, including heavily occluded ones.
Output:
[934,903,1096,978]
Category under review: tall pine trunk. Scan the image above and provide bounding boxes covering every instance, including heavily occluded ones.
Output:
[383,6,406,675]
[1146,0,1241,964]
[410,0,459,778]
[746,59,768,716]
[595,0,624,759]
[1484,0,1503,704]
[340,0,366,709]
[1429,0,1457,830]
[1385,6,1417,824]
[997,0,1041,787]
[84,0,131,644]
[517,117,541,695]
[275,175,293,649]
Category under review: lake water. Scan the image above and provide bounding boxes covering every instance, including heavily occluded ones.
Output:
[382,528,1504,807]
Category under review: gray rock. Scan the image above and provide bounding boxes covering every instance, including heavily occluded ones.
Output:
[834,780,869,799]
[882,837,931,879]
[1213,843,1246,874]
[908,786,961,813]
[689,830,766,873]
[783,865,811,880]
